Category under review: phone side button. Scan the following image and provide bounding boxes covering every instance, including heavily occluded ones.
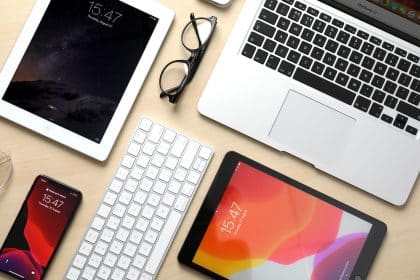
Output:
[65,267,80,280]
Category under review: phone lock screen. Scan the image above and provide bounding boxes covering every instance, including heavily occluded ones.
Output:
[0,176,81,279]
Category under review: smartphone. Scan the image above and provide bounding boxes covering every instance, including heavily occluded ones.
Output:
[0,175,82,279]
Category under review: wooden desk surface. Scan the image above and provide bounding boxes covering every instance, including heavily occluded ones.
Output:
[0,1,419,279]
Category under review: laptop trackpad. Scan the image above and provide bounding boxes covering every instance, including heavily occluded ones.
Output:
[269,90,356,166]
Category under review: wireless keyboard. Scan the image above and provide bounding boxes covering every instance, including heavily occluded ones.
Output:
[66,117,213,280]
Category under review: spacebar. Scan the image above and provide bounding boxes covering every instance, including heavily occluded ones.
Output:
[293,68,356,105]
[145,211,182,275]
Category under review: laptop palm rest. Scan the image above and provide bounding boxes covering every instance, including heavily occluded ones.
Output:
[269,90,356,166]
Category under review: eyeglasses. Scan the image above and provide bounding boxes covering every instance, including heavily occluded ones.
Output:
[159,13,217,104]
[0,151,13,190]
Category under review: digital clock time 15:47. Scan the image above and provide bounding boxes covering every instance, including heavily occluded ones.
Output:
[88,1,123,23]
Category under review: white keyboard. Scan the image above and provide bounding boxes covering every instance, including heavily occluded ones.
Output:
[66,117,213,280]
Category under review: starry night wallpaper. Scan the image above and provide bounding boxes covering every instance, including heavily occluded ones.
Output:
[2,0,158,142]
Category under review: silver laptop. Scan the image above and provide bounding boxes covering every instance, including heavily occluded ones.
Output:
[198,0,420,206]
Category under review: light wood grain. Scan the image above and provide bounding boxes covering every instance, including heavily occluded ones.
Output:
[0,0,419,279]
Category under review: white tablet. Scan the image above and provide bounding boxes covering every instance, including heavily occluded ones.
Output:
[0,0,174,161]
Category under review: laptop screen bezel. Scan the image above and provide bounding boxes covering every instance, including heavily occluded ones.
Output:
[319,0,420,47]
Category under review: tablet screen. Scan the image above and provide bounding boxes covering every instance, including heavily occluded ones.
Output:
[193,161,373,280]
[2,0,158,143]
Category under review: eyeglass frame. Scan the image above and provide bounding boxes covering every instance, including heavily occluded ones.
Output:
[159,13,217,104]
[0,152,13,190]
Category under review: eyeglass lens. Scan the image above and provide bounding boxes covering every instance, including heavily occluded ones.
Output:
[182,18,213,50]
[0,151,12,190]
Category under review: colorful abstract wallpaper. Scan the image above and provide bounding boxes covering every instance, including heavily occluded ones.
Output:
[193,162,372,280]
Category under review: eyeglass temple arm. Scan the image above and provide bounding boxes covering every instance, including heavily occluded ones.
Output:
[190,13,203,47]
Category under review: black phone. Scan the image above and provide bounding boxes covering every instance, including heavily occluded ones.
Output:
[0,175,82,279]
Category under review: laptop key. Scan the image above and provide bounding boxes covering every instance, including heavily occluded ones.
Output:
[278,60,295,76]
[274,30,288,43]
[395,47,407,57]
[265,0,279,10]
[307,7,319,16]
[294,1,306,11]
[349,36,362,50]
[313,19,326,33]
[393,114,408,129]
[360,84,374,98]
[411,79,420,93]
[373,48,386,61]
[323,53,336,66]
[410,65,420,78]
[287,50,301,63]
[372,75,385,89]
[277,17,291,30]
[398,73,411,87]
[336,73,349,86]
[320,13,331,23]
[275,44,289,57]
[263,39,277,52]
[242,44,256,58]
[386,68,399,82]
[347,64,360,77]
[385,53,398,67]
[310,47,324,60]
[362,56,375,70]
[323,67,337,81]
[254,49,269,64]
[286,35,300,48]
[266,55,281,70]
[313,34,327,47]
[372,90,386,103]
[259,8,279,25]
[348,78,361,92]
[360,70,372,83]
[335,58,348,72]
[277,2,290,15]
[349,50,363,64]
[300,14,314,27]
[369,103,384,118]
[397,102,420,121]
[294,68,356,105]
[396,86,409,100]
[384,81,397,94]
[373,62,387,75]
[406,126,418,136]
[288,8,302,22]
[311,61,325,75]
[301,28,315,42]
[337,45,351,59]
[397,59,411,72]
[408,92,420,106]
[361,42,374,55]
[382,42,394,51]
[325,39,339,53]
[248,32,265,46]
[408,53,419,64]
[332,19,344,28]
[381,114,393,124]
[354,96,371,112]
[384,95,398,109]
[289,22,303,36]
[298,41,312,55]
[337,31,350,44]
[357,30,369,40]
[369,36,381,46]
[282,0,294,4]
[254,20,276,37]
[299,56,313,69]
[344,24,356,34]
[324,25,338,39]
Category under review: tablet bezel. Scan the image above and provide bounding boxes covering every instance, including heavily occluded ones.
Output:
[0,0,174,161]
[179,151,387,280]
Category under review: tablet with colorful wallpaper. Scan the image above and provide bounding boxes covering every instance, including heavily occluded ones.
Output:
[179,152,386,280]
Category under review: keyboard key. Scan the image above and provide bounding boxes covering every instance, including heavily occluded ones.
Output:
[323,53,336,66]
[299,41,312,54]
[397,59,411,72]
[265,0,279,10]
[360,84,374,98]
[369,36,381,45]
[381,114,393,124]
[373,48,386,61]
[386,68,399,82]
[313,34,327,47]
[382,42,394,51]
[360,70,372,83]
[289,22,303,36]
[254,49,268,64]
[372,90,386,103]
[313,19,326,33]
[277,17,291,30]
[410,65,420,78]
[393,114,408,129]
[276,2,289,15]
[372,75,385,89]
[357,30,369,40]
[320,13,331,22]
[301,28,315,42]
[274,30,288,43]
[254,20,276,37]
[294,1,306,10]
[288,8,302,21]
[373,62,387,75]
[348,78,361,92]
[344,24,356,34]
[278,60,296,76]
[259,8,279,24]
[310,47,324,60]
[408,53,419,63]
[384,81,397,94]
[408,92,420,106]
[266,55,281,70]
[263,39,277,52]
[395,47,407,57]
[336,73,349,86]
[354,96,371,112]
[248,32,264,46]
[396,86,409,100]
[335,58,348,72]
[275,44,289,57]
[325,39,339,53]
[384,95,398,109]
[361,56,375,70]
[361,42,374,55]
[349,51,363,64]
[410,79,420,93]
[396,102,420,121]
[369,103,383,118]
[406,126,418,136]
[337,45,351,59]
[332,19,344,28]
[349,36,362,50]
[300,14,314,27]
[287,50,301,63]
[286,35,300,48]
[347,64,360,77]
[294,68,356,105]
[337,31,350,44]
[385,53,398,67]
[307,7,319,16]
[323,67,337,81]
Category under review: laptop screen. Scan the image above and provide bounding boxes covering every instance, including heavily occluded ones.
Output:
[331,0,420,45]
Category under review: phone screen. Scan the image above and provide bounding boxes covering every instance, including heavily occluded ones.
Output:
[0,176,82,279]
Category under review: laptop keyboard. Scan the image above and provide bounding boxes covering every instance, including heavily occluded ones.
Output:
[241,0,420,137]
